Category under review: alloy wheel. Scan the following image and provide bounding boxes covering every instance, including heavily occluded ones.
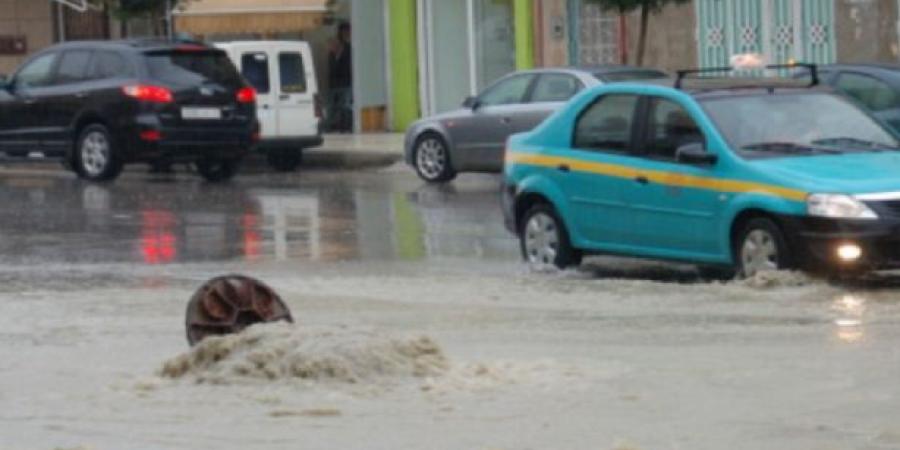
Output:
[416,138,447,180]
[524,212,561,266]
[80,131,110,177]
[740,229,779,277]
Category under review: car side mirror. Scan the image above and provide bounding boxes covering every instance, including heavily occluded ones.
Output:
[676,143,717,165]
[0,75,9,91]
[462,96,480,110]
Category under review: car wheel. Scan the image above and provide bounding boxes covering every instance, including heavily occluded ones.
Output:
[519,203,582,270]
[414,134,456,183]
[266,149,303,172]
[736,217,793,278]
[196,158,239,183]
[74,124,122,182]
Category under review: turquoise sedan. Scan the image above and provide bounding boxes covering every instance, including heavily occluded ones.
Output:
[502,66,900,277]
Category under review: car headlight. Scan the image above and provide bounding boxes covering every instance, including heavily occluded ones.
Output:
[807,194,878,220]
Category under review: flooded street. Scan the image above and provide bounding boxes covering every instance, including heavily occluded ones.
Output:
[2,164,900,450]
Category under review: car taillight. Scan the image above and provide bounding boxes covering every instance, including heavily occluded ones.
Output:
[139,130,162,142]
[237,87,256,104]
[123,85,174,103]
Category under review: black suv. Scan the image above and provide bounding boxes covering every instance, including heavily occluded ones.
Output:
[0,40,258,182]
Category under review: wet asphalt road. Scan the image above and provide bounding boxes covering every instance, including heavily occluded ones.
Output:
[2,160,900,450]
[0,160,517,269]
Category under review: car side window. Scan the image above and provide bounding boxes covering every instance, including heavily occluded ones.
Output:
[55,50,93,85]
[14,52,58,90]
[241,52,271,94]
[644,97,705,161]
[90,51,133,80]
[836,72,897,112]
[478,75,534,107]
[573,94,639,152]
[279,52,307,94]
[530,74,582,103]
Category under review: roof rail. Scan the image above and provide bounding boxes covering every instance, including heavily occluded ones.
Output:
[674,63,819,90]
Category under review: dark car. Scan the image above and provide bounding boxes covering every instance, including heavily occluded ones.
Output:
[817,64,900,130]
[0,40,259,182]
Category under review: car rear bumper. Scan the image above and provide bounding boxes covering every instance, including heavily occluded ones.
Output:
[779,215,900,271]
[122,124,256,162]
[256,135,324,151]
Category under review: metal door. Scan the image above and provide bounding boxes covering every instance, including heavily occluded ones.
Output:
[275,46,318,138]
[237,49,277,139]
[696,0,835,68]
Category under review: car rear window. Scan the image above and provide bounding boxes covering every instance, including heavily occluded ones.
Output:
[598,70,668,82]
[144,50,242,87]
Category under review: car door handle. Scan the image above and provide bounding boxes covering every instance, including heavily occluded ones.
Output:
[635,175,650,185]
[501,117,512,124]
[74,92,88,99]
[279,94,290,100]
[23,98,37,105]
[557,164,570,173]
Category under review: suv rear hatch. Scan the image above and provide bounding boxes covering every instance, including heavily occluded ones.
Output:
[143,48,254,129]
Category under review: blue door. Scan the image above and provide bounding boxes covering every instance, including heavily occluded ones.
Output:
[622,96,723,261]
[551,93,640,247]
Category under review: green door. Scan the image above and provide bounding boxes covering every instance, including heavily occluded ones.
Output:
[696,0,835,68]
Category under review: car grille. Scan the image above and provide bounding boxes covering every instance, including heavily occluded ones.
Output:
[865,200,900,218]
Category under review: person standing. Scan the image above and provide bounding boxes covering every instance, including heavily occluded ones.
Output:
[326,22,353,132]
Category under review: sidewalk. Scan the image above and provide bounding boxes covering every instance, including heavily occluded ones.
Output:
[303,132,405,169]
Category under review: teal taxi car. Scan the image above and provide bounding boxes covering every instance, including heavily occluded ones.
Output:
[502,64,900,277]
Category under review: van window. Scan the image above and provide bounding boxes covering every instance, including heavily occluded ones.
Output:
[241,53,270,94]
[145,50,242,88]
[56,50,93,84]
[278,52,307,94]
[90,51,132,80]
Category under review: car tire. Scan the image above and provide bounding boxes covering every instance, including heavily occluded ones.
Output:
[735,217,793,278]
[74,124,123,182]
[267,149,303,172]
[196,158,239,183]
[519,203,582,270]
[413,133,456,183]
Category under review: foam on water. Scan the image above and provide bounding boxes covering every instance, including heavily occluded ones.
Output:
[161,323,449,385]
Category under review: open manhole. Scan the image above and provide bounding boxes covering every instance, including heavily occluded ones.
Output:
[185,275,293,346]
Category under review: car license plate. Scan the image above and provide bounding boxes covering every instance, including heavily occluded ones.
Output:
[181,107,222,120]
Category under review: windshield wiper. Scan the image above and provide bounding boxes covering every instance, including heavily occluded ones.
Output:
[741,142,843,155]
[811,137,900,151]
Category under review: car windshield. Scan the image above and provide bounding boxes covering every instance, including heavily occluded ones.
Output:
[701,92,900,157]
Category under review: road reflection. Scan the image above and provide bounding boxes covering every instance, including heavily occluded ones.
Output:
[0,174,518,266]
[832,294,866,344]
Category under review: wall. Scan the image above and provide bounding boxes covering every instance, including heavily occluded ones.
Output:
[624,3,698,71]
[835,0,899,63]
[0,0,54,75]
[351,0,389,130]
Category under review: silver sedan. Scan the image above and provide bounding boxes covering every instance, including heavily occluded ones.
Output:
[404,66,667,183]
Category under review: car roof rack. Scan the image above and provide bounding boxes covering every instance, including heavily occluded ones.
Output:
[674,63,819,90]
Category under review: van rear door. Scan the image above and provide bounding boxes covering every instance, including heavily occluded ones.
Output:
[232,48,277,139]
[273,43,319,138]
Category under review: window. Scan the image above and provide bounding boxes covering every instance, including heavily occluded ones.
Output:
[278,52,306,94]
[145,50,242,87]
[530,74,581,102]
[836,72,897,112]
[478,75,534,107]
[241,53,270,94]
[644,98,704,160]
[14,53,58,89]
[55,50,93,84]
[573,94,639,151]
[90,51,132,80]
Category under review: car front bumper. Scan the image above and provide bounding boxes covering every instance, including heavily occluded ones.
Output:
[780,215,900,271]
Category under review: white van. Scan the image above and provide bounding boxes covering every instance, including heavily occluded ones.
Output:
[215,41,322,171]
